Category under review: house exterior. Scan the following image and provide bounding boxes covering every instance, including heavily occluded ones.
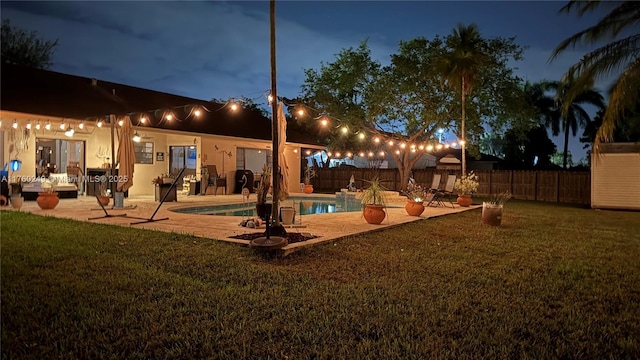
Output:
[591,142,640,211]
[1,63,325,198]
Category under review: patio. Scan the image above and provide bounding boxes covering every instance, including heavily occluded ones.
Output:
[6,192,479,255]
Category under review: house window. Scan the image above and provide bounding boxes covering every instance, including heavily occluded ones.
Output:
[134,142,154,164]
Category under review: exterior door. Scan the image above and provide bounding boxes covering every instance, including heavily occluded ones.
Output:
[169,146,197,188]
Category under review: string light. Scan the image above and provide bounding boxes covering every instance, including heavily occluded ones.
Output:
[26,121,32,130]
[97,120,103,128]
[194,109,201,117]
[165,113,173,121]
[12,120,17,129]
[35,121,41,130]
[78,122,84,129]
[45,121,51,130]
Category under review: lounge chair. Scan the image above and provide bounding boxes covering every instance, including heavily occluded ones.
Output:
[428,174,456,208]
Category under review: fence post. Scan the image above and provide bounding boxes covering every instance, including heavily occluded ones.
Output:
[556,171,561,203]
[534,171,538,201]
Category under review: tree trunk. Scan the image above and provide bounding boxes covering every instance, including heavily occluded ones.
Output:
[461,76,467,176]
[563,118,570,169]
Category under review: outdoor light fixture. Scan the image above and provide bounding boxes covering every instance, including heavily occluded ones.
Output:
[97,120,103,128]
[118,119,124,126]
[140,116,147,124]
[230,102,239,111]
[341,126,348,134]
[165,113,173,121]
[26,121,32,130]
[133,132,141,142]
[35,121,41,130]
[194,109,201,117]
[64,127,75,137]
[78,122,84,129]
[60,122,65,130]
[12,120,17,129]
[45,121,51,130]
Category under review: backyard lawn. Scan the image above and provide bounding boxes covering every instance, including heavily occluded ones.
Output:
[1,201,639,359]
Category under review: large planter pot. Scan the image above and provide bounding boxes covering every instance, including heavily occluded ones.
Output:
[363,204,386,224]
[256,203,273,221]
[280,206,296,225]
[10,195,23,209]
[36,192,59,210]
[481,202,503,226]
[405,200,425,216]
[303,184,314,194]
[457,194,473,207]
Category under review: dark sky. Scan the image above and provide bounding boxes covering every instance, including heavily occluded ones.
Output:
[1,0,609,162]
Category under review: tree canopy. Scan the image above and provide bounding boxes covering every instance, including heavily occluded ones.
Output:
[299,26,535,186]
[1,20,58,69]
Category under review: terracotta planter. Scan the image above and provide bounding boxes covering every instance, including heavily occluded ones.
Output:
[405,200,425,216]
[97,195,110,206]
[481,203,503,226]
[36,192,59,210]
[363,204,386,224]
[303,184,314,194]
[457,194,473,207]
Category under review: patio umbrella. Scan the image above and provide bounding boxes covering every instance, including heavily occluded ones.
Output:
[277,102,289,200]
[116,115,136,193]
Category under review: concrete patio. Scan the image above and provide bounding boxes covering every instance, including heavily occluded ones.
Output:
[4,192,480,255]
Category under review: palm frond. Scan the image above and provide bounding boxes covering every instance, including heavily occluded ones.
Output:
[595,58,640,152]
[550,2,640,60]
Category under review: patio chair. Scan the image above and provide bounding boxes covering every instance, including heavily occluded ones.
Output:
[428,174,456,208]
[204,165,227,195]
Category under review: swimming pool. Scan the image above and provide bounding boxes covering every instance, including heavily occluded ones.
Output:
[172,195,364,216]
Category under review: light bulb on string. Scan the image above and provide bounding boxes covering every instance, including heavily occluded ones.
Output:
[340,126,348,135]
[118,119,124,126]
[358,152,365,157]
[59,122,65,130]
[45,121,51,130]
[35,121,41,130]
[194,109,201,117]
[426,144,434,152]
[165,113,173,121]
[379,151,386,157]
[26,121,32,130]
[459,140,466,146]
[388,140,394,146]
[358,132,365,140]
[97,120,103,128]
[368,151,374,157]
[12,120,18,129]
[78,122,84,129]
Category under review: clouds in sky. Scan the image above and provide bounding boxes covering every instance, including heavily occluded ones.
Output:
[2,0,610,161]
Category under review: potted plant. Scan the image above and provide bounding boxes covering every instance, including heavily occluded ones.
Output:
[482,190,511,226]
[302,166,315,194]
[255,164,272,221]
[10,179,23,209]
[402,180,426,216]
[97,179,111,206]
[36,181,59,210]
[454,171,479,207]
[361,177,387,224]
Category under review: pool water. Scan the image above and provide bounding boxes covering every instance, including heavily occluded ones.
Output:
[172,197,363,216]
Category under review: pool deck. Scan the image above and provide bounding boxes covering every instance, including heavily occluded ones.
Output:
[4,192,480,255]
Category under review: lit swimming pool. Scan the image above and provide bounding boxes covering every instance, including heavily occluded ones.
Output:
[172,195,364,216]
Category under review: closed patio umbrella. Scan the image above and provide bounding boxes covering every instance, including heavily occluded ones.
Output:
[116,115,136,193]
[277,102,289,200]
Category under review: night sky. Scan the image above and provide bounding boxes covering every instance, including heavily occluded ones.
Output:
[1,1,610,162]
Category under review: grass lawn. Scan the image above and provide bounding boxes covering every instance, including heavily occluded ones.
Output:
[2,201,639,359]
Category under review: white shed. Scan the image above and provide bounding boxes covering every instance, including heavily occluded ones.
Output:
[591,143,640,210]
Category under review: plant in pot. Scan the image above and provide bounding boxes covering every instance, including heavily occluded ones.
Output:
[454,171,479,207]
[10,179,23,210]
[402,179,426,216]
[482,191,511,226]
[255,164,272,221]
[36,181,59,210]
[97,179,111,206]
[361,177,387,224]
[302,166,315,194]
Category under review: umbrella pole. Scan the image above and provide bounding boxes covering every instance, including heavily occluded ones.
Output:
[110,114,116,196]
[269,0,280,227]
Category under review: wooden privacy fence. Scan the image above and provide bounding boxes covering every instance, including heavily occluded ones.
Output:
[312,168,591,205]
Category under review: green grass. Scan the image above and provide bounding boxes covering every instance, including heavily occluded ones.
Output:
[2,201,640,359]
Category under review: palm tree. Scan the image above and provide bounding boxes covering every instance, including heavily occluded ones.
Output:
[544,81,605,168]
[437,24,491,175]
[550,1,640,153]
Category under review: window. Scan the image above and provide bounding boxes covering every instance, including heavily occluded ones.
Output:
[134,142,154,164]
